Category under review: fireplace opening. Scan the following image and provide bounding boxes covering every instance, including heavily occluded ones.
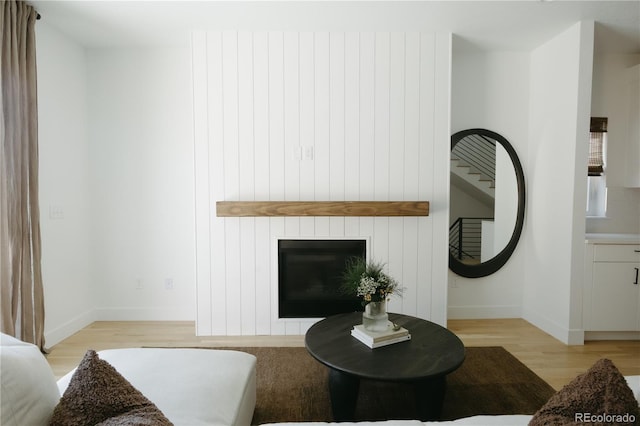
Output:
[278,239,366,318]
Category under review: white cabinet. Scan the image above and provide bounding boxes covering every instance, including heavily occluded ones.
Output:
[584,241,640,332]
[625,64,640,188]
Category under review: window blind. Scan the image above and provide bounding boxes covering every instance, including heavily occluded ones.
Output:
[589,117,607,176]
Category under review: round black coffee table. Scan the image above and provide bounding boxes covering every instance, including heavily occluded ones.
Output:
[305,312,465,421]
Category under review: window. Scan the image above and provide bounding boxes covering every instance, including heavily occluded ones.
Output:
[586,117,607,217]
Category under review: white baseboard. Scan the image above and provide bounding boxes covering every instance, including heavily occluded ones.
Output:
[522,308,585,345]
[93,307,195,321]
[585,331,640,341]
[447,304,522,319]
[44,310,96,347]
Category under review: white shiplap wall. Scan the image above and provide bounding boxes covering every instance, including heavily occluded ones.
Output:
[193,31,451,336]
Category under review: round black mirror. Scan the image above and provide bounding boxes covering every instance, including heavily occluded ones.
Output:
[449,129,525,278]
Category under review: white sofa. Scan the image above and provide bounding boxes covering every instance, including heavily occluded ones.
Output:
[266,373,640,426]
[0,333,256,426]
[2,332,639,426]
[264,418,534,425]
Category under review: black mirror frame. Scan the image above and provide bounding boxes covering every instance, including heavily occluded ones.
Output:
[449,128,526,278]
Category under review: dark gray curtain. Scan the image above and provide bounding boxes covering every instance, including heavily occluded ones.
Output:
[1,0,45,350]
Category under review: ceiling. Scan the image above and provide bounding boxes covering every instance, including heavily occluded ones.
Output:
[28,1,640,53]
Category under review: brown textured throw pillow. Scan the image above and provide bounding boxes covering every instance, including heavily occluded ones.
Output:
[529,358,639,426]
[50,350,173,426]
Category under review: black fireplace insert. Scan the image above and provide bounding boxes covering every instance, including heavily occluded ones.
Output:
[278,239,366,318]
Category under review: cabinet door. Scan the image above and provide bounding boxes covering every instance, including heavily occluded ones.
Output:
[590,262,640,331]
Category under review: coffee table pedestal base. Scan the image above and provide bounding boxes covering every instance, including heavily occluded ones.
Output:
[328,370,360,421]
[328,370,446,422]
[414,376,446,421]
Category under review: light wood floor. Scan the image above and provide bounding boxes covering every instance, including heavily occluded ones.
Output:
[45,318,640,391]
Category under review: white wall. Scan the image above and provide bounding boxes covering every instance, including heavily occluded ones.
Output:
[193,31,452,336]
[448,43,529,319]
[37,23,95,346]
[523,22,594,345]
[587,53,640,234]
[87,47,196,321]
[38,28,196,341]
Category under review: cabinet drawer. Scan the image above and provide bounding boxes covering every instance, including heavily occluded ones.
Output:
[593,244,640,262]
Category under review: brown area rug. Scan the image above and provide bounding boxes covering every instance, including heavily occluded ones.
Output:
[214,346,555,425]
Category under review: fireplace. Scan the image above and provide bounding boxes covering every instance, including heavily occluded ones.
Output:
[278,239,367,318]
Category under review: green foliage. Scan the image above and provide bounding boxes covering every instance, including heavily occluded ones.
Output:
[341,257,399,305]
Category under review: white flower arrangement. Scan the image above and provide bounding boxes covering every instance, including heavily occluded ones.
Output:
[342,257,400,305]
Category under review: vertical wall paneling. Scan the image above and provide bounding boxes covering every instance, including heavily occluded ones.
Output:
[315,32,330,201]
[240,217,256,335]
[359,33,376,200]
[402,217,419,315]
[344,32,360,202]
[221,32,242,334]
[268,32,286,335]
[329,32,346,236]
[374,32,391,202]
[253,32,271,335]
[269,32,285,201]
[225,217,242,334]
[299,32,316,236]
[238,32,255,200]
[372,32,391,289]
[253,32,270,200]
[404,33,421,201]
[193,31,450,335]
[283,32,300,203]
[415,33,436,321]
[387,32,406,314]
[207,32,228,334]
[254,217,271,334]
[270,217,286,334]
[238,32,257,334]
[299,32,315,202]
[359,32,376,257]
[222,32,240,201]
[402,33,421,316]
[283,32,301,237]
[389,32,406,200]
[387,217,404,313]
[192,32,212,335]
[314,32,331,235]
[344,32,361,238]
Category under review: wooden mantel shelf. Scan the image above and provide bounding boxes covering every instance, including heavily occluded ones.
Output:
[216,201,429,217]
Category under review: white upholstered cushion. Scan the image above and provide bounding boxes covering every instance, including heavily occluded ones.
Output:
[57,348,257,426]
[0,333,61,426]
[262,417,533,426]
[626,375,640,405]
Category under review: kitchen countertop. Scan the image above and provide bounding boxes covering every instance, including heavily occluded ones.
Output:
[585,233,640,244]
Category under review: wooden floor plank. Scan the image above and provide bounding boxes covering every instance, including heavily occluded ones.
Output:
[45,318,640,391]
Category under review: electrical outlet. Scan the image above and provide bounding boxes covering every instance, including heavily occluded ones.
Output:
[303,145,314,161]
[291,146,302,161]
[164,278,174,290]
[49,205,64,220]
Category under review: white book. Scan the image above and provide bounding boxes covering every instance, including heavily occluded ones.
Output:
[351,324,409,344]
[351,330,411,348]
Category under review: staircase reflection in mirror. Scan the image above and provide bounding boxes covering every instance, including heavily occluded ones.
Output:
[449,129,525,278]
